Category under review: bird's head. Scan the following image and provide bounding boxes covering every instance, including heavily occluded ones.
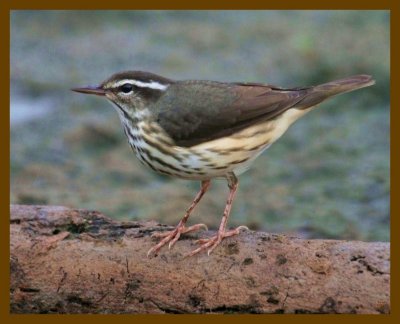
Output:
[72,71,174,116]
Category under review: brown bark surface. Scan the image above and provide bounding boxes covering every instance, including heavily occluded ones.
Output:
[10,204,390,314]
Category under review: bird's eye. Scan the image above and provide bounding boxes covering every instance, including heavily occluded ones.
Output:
[120,83,133,94]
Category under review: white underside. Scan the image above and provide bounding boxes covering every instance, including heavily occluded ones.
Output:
[117,107,313,180]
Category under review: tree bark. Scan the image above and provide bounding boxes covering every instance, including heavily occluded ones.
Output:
[10,204,390,314]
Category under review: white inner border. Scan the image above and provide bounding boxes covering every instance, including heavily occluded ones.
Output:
[114,79,169,91]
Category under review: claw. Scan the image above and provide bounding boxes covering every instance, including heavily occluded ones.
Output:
[147,247,156,258]
[185,225,247,257]
[146,180,212,257]
[168,234,180,249]
[147,223,209,257]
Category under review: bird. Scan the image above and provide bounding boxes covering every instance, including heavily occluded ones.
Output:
[72,71,375,257]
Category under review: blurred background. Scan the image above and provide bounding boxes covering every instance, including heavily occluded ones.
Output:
[10,10,390,241]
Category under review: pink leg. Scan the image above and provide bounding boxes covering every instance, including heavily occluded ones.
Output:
[147,180,211,257]
[186,173,248,257]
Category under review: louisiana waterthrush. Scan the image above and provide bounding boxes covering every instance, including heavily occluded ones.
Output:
[72,71,374,257]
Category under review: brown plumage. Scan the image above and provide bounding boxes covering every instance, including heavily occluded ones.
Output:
[72,72,375,257]
[154,75,374,146]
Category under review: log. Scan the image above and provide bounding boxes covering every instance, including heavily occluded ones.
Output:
[10,204,390,314]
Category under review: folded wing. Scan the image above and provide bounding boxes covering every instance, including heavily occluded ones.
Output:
[154,75,374,147]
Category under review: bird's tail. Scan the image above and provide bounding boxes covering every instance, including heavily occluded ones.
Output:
[296,75,375,109]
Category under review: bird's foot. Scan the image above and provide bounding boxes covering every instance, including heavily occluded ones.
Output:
[185,225,249,257]
[147,222,208,257]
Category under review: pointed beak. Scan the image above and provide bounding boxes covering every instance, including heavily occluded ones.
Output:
[71,86,106,96]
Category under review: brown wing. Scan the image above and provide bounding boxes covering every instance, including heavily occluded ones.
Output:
[154,75,374,147]
[229,82,309,122]
[154,80,308,147]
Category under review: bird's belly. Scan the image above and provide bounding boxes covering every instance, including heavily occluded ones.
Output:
[180,134,272,178]
[131,140,259,180]
[124,110,307,180]
[124,129,264,180]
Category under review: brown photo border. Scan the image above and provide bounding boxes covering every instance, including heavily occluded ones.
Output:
[2,0,397,322]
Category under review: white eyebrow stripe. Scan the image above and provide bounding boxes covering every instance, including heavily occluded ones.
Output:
[113,79,169,91]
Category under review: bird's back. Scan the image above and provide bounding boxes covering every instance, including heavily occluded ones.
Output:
[152,75,374,148]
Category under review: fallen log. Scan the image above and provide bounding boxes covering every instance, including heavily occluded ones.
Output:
[10,204,390,314]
